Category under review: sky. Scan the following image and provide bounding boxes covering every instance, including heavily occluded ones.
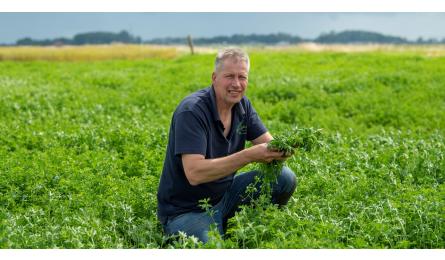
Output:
[1,13,445,44]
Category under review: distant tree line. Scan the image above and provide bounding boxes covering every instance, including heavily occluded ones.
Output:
[146,30,445,45]
[315,30,445,44]
[15,30,141,46]
[147,33,303,45]
[315,30,407,44]
[12,30,445,46]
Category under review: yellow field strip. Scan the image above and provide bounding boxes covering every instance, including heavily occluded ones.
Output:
[1,43,445,61]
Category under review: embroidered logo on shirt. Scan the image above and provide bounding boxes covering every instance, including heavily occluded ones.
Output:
[236,122,247,135]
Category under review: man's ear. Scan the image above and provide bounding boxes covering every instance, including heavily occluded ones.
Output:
[211,72,216,83]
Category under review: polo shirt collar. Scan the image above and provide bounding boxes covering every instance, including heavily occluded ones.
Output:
[209,85,245,122]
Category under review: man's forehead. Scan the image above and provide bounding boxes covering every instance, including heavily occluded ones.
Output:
[221,58,248,71]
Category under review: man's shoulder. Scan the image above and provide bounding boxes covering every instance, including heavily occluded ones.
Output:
[175,87,211,114]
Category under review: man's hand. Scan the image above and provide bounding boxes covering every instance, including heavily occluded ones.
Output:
[246,143,291,163]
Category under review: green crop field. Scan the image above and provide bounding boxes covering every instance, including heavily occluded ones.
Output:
[0,46,444,248]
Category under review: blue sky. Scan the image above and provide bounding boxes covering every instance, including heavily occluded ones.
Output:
[1,13,445,44]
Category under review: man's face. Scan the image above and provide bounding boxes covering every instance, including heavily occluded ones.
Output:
[212,57,249,107]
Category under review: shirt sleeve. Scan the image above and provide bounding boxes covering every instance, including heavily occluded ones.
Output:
[246,102,268,141]
[174,111,207,156]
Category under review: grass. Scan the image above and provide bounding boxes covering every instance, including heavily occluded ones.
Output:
[0,44,179,61]
[0,45,444,248]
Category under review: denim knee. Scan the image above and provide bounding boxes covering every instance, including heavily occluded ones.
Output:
[280,166,297,194]
[163,211,222,243]
[272,166,297,206]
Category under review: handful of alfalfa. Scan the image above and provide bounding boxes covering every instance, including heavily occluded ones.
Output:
[257,127,323,196]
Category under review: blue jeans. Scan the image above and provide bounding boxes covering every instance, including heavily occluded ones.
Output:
[163,166,297,243]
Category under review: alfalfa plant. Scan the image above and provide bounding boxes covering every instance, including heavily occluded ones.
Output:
[226,127,323,247]
[257,126,323,200]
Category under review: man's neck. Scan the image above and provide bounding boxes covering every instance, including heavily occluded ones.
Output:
[215,98,233,120]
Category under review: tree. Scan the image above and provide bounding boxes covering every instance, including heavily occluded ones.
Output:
[315,30,408,44]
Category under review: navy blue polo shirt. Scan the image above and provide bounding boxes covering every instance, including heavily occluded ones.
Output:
[156,86,267,224]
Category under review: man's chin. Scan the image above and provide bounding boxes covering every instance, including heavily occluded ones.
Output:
[227,96,242,104]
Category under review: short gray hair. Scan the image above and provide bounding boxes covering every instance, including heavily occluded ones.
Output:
[214,48,250,72]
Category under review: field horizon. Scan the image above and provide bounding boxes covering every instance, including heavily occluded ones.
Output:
[2,43,445,61]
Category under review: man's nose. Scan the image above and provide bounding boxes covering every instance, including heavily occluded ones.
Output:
[232,77,240,87]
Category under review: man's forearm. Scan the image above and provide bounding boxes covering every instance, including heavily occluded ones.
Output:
[184,148,254,186]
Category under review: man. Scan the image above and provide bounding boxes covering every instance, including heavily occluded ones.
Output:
[157,48,296,243]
